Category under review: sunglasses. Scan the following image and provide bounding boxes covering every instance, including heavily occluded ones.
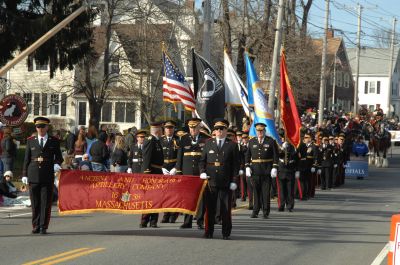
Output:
[214,127,226,131]
[36,124,46,128]
[137,136,145,138]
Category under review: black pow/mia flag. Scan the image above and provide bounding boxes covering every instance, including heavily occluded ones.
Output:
[192,49,225,131]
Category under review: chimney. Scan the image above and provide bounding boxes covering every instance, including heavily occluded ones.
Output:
[326,27,334,39]
[185,0,194,11]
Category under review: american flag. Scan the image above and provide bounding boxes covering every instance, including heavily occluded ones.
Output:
[162,51,195,111]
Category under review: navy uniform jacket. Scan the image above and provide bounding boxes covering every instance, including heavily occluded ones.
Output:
[297,142,318,170]
[141,135,164,174]
[278,143,299,178]
[175,133,209,176]
[318,144,334,168]
[128,144,143,173]
[160,135,179,170]
[199,138,239,189]
[238,143,247,171]
[23,135,63,184]
[245,136,279,177]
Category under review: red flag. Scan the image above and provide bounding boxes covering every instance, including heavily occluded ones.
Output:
[280,50,302,147]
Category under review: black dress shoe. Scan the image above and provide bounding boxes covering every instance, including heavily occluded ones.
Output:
[203,233,213,239]
[31,227,40,234]
[150,224,159,228]
[197,224,204,230]
[222,236,230,240]
[278,208,284,212]
[180,224,192,229]
[263,214,269,219]
[39,228,47,235]
[250,213,258,218]
[139,223,147,228]
[288,209,293,212]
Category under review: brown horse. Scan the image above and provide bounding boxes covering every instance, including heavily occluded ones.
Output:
[366,121,391,167]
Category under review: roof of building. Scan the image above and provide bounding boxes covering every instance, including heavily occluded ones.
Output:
[347,47,399,76]
[311,37,344,68]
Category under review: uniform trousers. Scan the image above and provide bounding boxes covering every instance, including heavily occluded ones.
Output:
[29,183,53,229]
[321,166,333,189]
[246,176,254,208]
[277,176,295,210]
[204,186,232,237]
[251,175,271,216]
[297,169,311,199]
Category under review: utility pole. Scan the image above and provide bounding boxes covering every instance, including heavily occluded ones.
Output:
[353,4,362,116]
[202,0,212,61]
[387,17,397,117]
[332,51,337,111]
[268,0,285,113]
[317,0,329,126]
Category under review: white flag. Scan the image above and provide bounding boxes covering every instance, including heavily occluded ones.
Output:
[224,51,251,117]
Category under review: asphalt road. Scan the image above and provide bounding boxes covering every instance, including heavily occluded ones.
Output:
[1,153,400,265]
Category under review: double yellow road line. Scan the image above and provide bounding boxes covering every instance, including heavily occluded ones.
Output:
[22,247,105,265]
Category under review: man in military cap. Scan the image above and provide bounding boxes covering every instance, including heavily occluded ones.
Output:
[173,118,209,229]
[22,117,63,234]
[318,134,335,190]
[199,119,239,239]
[245,122,278,219]
[276,130,299,212]
[296,131,318,200]
[160,120,180,223]
[140,122,164,228]
[127,130,147,174]
[241,132,253,208]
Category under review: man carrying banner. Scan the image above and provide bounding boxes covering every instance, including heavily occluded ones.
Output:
[140,122,164,228]
[245,123,279,219]
[173,118,209,229]
[127,130,147,174]
[199,119,239,240]
[160,120,180,224]
[22,117,63,234]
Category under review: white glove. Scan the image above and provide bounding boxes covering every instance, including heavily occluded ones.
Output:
[295,171,300,179]
[169,168,177,175]
[334,164,338,168]
[21,176,28,185]
[311,167,316,173]
[200,173,209,180]
[238,169,244,176]
[282,142,289,149]
[162,168,170,175]
[127,168,132,174]
[54,164,62,172]
[246,167,252,177]
[271,168,277,178]
[230,182,237,190]
[317,169,322,175]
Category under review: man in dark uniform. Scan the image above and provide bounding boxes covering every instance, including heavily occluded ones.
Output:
[245,123,279,219]
[22,117,63,234]
[173,118,209,229]
[160,120,180,223]
[127,130,147,174]
[140,122,164,228]
[319,135,335,190]
[297,131,318,200]
[199,119,239,240]
[276,130,298,212]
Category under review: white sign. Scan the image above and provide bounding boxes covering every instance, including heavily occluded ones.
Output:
[389,131,400,142]
[394,223,400,265]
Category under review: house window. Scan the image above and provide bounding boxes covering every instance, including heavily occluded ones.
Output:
[23,93,33,114]
[78,102,87,125]
[61,93,67,116]
[49,94,59,115]
[36,61,48,71]
[364,81,368,94]
[101,102,112,122]
[336,71,343,87]
[126,103,135,123]
[110,58,119,74]
[41,93,47,115]
[343,73,350,88]
[115,102,125,123]
[369,81,376,93]
[377,81,381,94]
[27,56,34,72]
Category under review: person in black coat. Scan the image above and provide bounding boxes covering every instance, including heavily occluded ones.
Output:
[199,119,239,240]
[245,123,279,219]
[319,135,335,190]
[173,118,209,229]
[90,132,109,172]
[1,126,17,174]
[140,122,164,228]
[127,130,147,174]
[22,117,63,235]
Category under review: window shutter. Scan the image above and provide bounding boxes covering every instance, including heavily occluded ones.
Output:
[42,93,47,116]
[377,81,381,94]
[61,93,67,116]
[364,81,368,94]
[34,93,40,115]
